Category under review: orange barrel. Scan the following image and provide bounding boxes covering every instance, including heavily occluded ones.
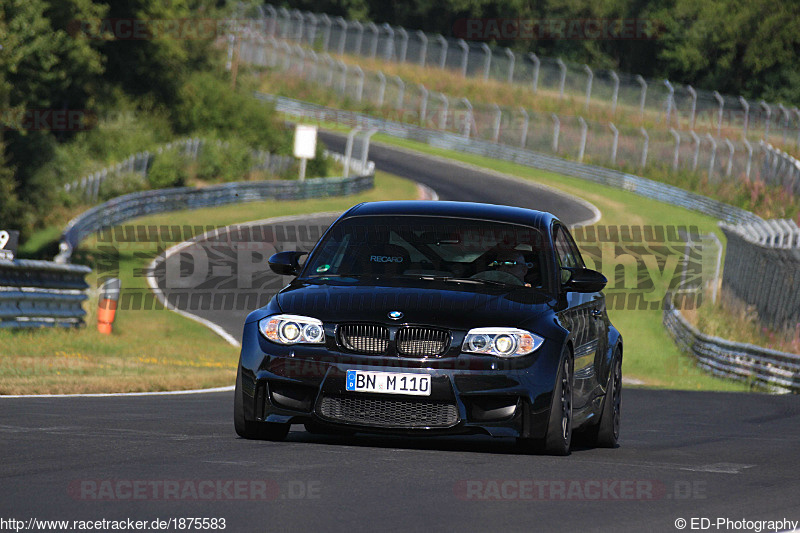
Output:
[97,278,120,334]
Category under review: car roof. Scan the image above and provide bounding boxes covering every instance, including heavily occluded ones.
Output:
[342,201,557,230]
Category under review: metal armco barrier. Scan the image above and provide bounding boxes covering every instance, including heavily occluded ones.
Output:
[259,93,764,225]
[663,298,800,393]
[57,172,374,263]
[0,260,91,329]
[719,220,800,330]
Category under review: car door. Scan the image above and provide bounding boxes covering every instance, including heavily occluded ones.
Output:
[553,224,606,411]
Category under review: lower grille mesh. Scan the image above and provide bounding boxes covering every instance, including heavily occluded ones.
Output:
[318,396,458,428]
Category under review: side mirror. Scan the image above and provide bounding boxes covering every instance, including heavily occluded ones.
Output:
[562,267,607,293]
[268,251,307,276]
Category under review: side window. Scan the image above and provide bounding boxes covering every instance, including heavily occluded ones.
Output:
[563,228,586,269]
[553,226,579,283]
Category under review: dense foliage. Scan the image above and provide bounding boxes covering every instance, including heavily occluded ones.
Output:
[0,0,297,240]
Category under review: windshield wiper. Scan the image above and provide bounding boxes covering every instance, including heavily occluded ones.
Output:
[399,274,513,287]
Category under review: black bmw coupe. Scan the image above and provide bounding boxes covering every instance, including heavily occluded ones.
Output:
[234,201,622,455]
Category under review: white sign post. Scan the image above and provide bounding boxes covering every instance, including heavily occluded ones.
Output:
[293,125,318,181]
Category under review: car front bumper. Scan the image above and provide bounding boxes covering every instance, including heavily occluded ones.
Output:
[238,323,564,439]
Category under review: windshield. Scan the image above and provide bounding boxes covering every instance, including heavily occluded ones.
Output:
[302,215,550,291]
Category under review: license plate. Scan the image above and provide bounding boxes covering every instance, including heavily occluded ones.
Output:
[345,370,431,396]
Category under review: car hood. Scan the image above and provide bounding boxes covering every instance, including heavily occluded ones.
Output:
[275,277,555,330]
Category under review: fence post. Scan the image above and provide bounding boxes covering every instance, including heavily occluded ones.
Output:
[335,17,346,55]
[690,131,701,171]
[460,98,473,138]
[367,22,379,58]
[416,30,427,66]
[376,72,386,107]
[360,129,378,169]
[336,60,347,95]
[436,35,448,69]
[393,76,405,109]
[481,43,491,80]
[610,70,619,115]
[419,84,428,125]
[743,139,753,180]
[556,58,566,100]
[664,80,674,125]
[712,91,724,136]
[670,128,680,171]
[491,103,501,143]
[760,100,771,141]
[578,117,587,162]
[793,107,800,148]
[351,21,363,55]
[609,123,618,165]
[506,48,515,83]
[293,45,305,75]
[519,107,529,148]
[529,53,540,94]
[353,65,364,102]
[277,7,290,39]
[640,127,649,168]
[320,14,331,51]
[458,39,469,76]
[304,12,318,46]
[583,65,593,111]
[778,104,790,145]
[324,55,334,86]
[551,114,560,152]
[724,139,735,178]
[397,27,408,63]
[291,10,304,41]
[706,133,717,180]
[381,23,394,60]
[343,128,361,178]
[635,75,647,121]
[438,93,448,130]
[686,86,697,130]
[264,5,277,38]
[739,96,750,139]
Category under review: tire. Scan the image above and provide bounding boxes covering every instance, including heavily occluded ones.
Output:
[518,346,573,456]
[590,351,622,448]
[234,366,290,441]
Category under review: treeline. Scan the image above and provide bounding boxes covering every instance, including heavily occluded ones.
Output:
[284,0,800,106]
[0,0,293,241]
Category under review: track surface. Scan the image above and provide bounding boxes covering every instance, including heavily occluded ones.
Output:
[2,134,799,532]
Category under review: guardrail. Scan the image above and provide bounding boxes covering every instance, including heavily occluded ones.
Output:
[0,260,91,329]
[258,92,764,225]
[719,219,800,330]
[56,167,374,263]
[663,298,800,393]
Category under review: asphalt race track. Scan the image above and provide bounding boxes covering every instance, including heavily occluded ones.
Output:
[2,133,799,532]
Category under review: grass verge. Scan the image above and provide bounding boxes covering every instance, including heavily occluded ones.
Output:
[0,172,419,395]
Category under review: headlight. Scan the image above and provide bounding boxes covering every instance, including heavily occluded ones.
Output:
[462,328,543,357]
[259,315,326,345]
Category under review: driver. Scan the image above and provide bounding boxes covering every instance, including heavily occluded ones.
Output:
[472,249,531,286]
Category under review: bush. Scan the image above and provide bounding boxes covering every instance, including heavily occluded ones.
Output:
[175,72,289,152]
[147,148,188,189]
[98,172,148,201]
[196,138,253,183]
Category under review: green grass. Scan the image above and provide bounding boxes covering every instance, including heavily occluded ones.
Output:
[303,127,751,392]
[0,171,420,395]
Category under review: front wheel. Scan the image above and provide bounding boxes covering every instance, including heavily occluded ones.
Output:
[234,366,290,441]
[518,347,573,456]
